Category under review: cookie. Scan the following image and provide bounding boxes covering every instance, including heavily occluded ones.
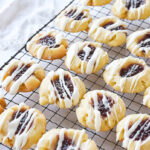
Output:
[36,128,98,150]
[103,56,150,93]
[65,41,109,74]
[80,0,112,6]
[56,5,92,32]
[26,30,68,60]
[1,60,45,94]
[0,93,6,114]
[143,87,150,108]
[76,90,126,131]
[39,69,86,108]
[0,103,46,150]
[116,114,150,150]
[112,0,150,20]
[88,16,127,47]
[127,29,150,58]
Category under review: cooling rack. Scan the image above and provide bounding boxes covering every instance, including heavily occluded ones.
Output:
[0,0,150,149]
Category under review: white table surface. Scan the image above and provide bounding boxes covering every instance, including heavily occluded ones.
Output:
[0,0,71,68]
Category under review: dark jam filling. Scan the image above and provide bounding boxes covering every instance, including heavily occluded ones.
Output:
[61,136,74,150]
[103,22,125,31]
[129,119,150,141]
[39,35,59,48]
[10,64,31,81]
[77,44,96,61]
[91,94,115,118]
[11,109,33,135]
[120,63,144,78]
[64,9,86,20]
[51,75,74,99]
[138,33,150,48]
[126,0,145,9]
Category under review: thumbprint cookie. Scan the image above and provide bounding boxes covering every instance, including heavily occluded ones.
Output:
[103,56,150,93]
[0,103,46,150]
[0,93,6,114]
[36,128,98,150]
[80,0,112,6]
[143,87,150,108]
[0,60,45,94]
[39,69,86,108]
[88,16,127,47]
[127,29,150,58]
[26,30,68,60]
[56,5,92,32]
[116,114,150,150]
[65,41,109,74]
[112,0,150,20]
[76,90,126,132]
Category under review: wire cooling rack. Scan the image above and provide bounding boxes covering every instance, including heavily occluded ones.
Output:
[0,0,150,149]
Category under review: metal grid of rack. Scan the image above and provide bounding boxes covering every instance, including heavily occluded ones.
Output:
[0,0,150,149]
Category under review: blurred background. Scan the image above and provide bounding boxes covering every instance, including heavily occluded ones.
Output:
[0,0,70,67]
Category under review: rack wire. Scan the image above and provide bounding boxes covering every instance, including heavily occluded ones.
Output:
[0,0,150,149]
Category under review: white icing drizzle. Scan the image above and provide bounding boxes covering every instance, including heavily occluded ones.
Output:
[88,16,127,41]
[118,115,150,150]
[48,69,79,108]
[2,103,37,150]
[27,31,64,59]
[66,42,107,74]
[55,129,85,150]
[143,94,150,106]
[1,60,41,94]
[0,92,4,99]
[80,0,90,5]
[57,5,89,31]
[86,90,121,131]
[127,29,150,54]
[105,56,145,93]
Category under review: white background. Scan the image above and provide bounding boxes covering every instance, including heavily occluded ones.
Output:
[0,0,71,67]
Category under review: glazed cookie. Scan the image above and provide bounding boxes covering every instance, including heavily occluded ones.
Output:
[65,41,109,74]
[56,5,92,32]
[116,114,150,150]
[76,90,126,131]
[103,56,150,93]
[88,16,127,47]
[0,93,6,114]
[26,30,68,60]
[0,103,46,150]
[80,0,112,6]
[112,0,150,20]
[0,60,45,94]
[127,29,150,58]
[39,69,86,108]
[36,128,98,150]
[143,87,150,108]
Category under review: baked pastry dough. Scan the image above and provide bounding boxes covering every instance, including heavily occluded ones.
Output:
[143,87,150,108]
[88,16,127,47]
[116,114,150,150]
[39,69,86,108]
[65,41,109,74]
[0,93,6,114]
[56,5,92,32]
[1,60,45,94]
[36,128,98,150]
[80,0,112,6]
[26,30,68,60]
[76,90,126,131]
[112,0,150,20]
[127,29,150,58]
[103,56,150,93]
[0,103,46,150]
